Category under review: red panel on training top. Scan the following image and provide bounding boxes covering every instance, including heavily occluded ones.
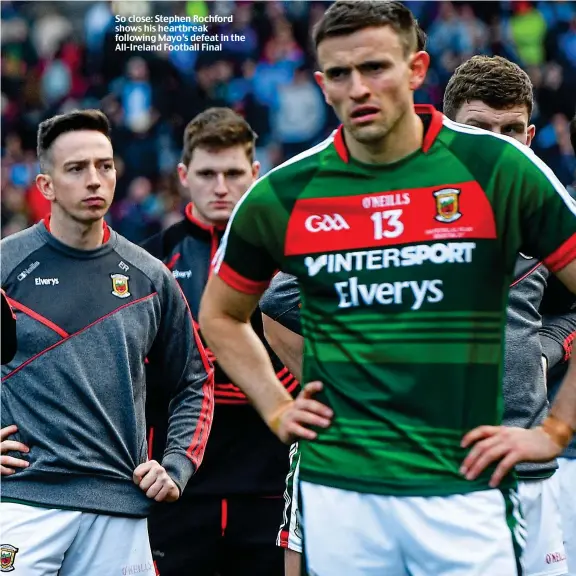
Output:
[284,182,497,256]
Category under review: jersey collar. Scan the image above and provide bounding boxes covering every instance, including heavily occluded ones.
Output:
[184,203,227,233]
[42,215,111,244]
[333,104,443,164]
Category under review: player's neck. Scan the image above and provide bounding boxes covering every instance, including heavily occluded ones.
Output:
[346,110,424,166]
[191,204,227,230]
[48,210,105,250]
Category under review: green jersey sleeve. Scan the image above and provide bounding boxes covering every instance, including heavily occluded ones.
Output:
[213,177,282,294]
[498,141,576,272]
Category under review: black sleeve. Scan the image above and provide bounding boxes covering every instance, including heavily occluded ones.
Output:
[1,289,17,365]
[259,272,302,336]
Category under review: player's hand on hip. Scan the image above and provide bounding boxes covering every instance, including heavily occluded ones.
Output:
[133,460,180,502]
[460,425,563,488]
[268,381,333,444]
[1,425,30,476]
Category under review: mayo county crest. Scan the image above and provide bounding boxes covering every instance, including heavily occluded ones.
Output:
[1,545,19,572]
[110,274,130,298]
[433,188,462,223]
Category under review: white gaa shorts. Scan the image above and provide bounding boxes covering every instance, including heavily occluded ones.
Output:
[0,502,154,575]
[300,482,527,576]
[518,474,568,576]
[557,458,576,575]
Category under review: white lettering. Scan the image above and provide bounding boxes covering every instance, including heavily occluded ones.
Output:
[372,209,404,240]
[305,243,476,276]
[304,214,350,233]
[335,278,444,309]
[172,270,192,279]
[35,277,59,286]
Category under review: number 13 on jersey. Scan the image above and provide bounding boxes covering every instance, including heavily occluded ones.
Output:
[371,209,404,240]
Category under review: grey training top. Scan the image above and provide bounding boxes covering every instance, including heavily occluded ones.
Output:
[1,222,214,517]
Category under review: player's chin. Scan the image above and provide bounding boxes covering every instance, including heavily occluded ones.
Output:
[347,122,388,143]
[206,207,233,223]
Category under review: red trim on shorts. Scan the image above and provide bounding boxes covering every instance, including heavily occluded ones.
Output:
[279,529,289,548]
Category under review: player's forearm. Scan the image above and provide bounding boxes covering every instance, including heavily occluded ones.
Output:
[201,314,293,424]
[545,352,576,446]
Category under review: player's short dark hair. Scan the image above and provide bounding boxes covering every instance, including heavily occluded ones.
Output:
[181,107,257,167]
[570,115,576,155]
[37,109,111,173]
[312,0,424,57]
[443,55,534,121]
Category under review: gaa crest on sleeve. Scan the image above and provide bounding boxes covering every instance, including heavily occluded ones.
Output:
[110,274,131,299]
[433,188,462,223]
[1,544,19,573]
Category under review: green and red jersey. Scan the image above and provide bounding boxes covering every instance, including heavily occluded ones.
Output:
[214,105,576,496]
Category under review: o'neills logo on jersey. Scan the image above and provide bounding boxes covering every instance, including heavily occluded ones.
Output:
[335,277,443,309]
[434,189,462,223]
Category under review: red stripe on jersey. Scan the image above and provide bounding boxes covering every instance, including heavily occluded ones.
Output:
[217,262,270,295]
[563,331,576,362]
[166,253,181,270]
[147,427,154,460]
[1,290,16,320]
[7,297,69,338]
[186,304,215,468]
[284,182,497,256]
[544,233,576,273]
[2,293,157,383]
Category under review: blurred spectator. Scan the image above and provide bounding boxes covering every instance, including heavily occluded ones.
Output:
[509,1,548,65]
[273,66,326,159]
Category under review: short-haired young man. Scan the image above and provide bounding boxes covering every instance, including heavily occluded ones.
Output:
[264,54,576,576]
[142,107,297,576]
[0,110,214,575]
[198,1,576,574]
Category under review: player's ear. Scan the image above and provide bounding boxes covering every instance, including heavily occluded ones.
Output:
[36,173,55,201]
[526,125,536,148]
[314,71,332,106]
[177,163,189,188]
[408,50,430,92]
[251,161,261,180]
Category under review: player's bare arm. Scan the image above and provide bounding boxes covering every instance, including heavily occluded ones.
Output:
[1,425,30,475]
[262,314,304,382]
[462,259,576,487]
[199,275,333,443]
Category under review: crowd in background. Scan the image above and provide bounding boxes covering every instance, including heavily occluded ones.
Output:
[2,0,575,243]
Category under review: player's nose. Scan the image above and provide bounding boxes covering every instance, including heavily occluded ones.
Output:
[349,70,371,100]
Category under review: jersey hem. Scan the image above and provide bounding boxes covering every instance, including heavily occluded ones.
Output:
[299,467,516,497]
[0,497,146,518]
[1,474,151,518]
